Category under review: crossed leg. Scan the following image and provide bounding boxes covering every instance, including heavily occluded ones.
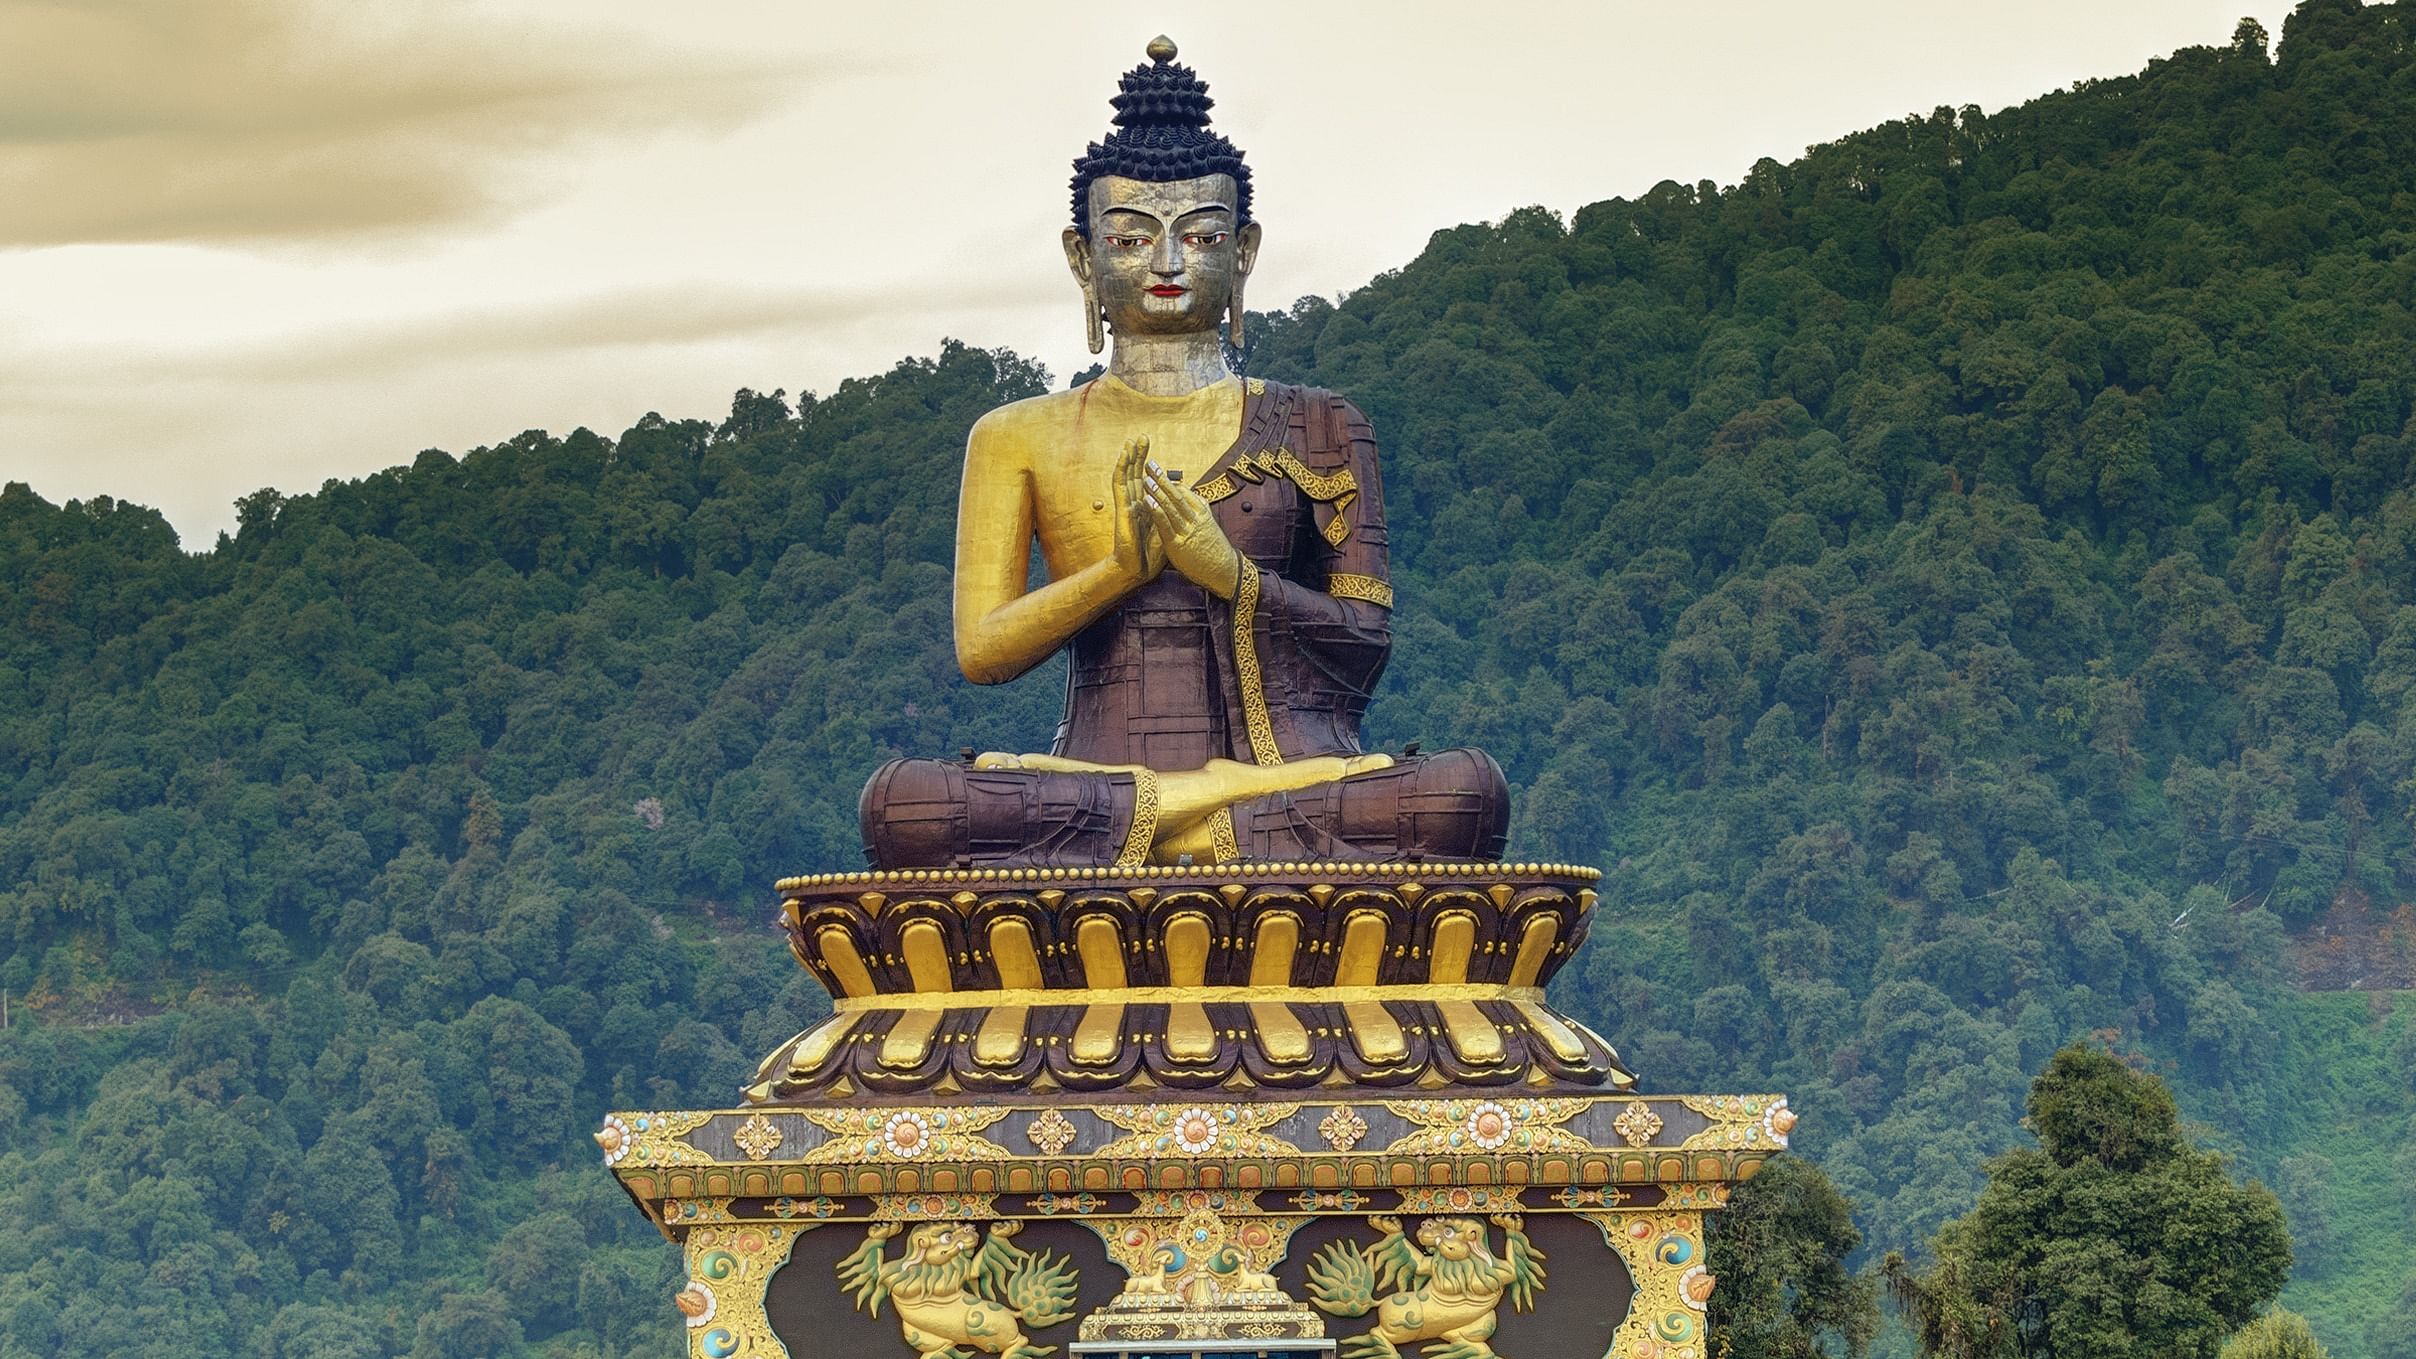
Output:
[974,751,1396,861]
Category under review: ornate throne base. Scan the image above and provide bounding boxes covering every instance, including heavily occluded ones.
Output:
[602,864,1791,1359]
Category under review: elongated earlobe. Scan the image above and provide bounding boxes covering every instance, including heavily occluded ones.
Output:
[1064,225,1104,356]
[1230,221,1261,353]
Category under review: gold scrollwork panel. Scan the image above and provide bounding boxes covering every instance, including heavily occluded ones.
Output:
[682,1223,809,1359]
[1587,1210,1713,1359]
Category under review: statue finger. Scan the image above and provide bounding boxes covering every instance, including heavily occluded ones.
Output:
[1157,468,1204,512]
[1178,479,1215,530]
[1123,453,1147,518]
[1146,464,1196,522]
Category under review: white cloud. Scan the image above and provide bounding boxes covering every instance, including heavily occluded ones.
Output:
[0,0,794,245]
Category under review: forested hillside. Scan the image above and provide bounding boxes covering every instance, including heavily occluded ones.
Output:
[8,3,2416,1355]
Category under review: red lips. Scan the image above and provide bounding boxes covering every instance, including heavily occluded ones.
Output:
[1147,285,1187,297]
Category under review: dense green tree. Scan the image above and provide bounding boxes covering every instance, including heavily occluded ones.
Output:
[2225,1308,2334,1359]
[2272,1154,2338,1275]
[2371,1277,2416,1359]
[1705,1156,1878,1357]
[409,1290,525,1359]
[7,2,2416,1354]
[1885,1045,2292,1359]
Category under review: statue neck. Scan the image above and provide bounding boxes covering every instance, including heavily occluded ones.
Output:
[1106,331,1231,397]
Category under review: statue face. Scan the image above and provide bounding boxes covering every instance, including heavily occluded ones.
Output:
[1420,1218,1483,1261]
[910,1223,975,1264]
[1063,173,1261,339]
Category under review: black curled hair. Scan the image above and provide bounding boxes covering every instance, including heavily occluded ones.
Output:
[1069,41,1252,232]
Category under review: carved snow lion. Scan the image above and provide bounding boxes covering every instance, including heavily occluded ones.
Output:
[1306,1214,1547,1359]
[837,1220,1079,1359]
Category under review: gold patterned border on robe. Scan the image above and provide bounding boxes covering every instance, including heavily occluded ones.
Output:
[1195,447,1361,548]
[1325,573,1392,608]
[1230,566,1282,765]
[1114,768,1161,868]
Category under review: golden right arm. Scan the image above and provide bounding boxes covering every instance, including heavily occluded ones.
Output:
[953,432,1155,685]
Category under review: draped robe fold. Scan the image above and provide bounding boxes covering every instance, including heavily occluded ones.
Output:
[860,378,1508,869]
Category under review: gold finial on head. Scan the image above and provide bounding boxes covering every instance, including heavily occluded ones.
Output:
[1146,34,1178,63]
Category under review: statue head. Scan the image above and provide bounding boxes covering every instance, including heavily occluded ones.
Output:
[1063,36,1262,354]
[1417,1217,1494,1265]
[906,1221,979,1268]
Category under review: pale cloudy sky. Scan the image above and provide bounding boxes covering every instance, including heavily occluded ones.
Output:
[1,0,2296,546]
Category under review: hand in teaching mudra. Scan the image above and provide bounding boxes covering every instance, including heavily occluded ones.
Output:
[1109,437,1167,586]
[1143,460,1244,599]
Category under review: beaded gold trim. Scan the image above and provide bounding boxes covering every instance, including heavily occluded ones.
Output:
[1327,573,1393,608]
[1114,769,1160,869]
[830,982,1551,1013]
[1232,566,1281,765]
[776,860,1602,892]
[1209,807,1240,862]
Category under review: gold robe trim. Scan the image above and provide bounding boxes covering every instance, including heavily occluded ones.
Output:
[1113,768,1160,868]
[1327,573,1393,608]
[1196,447,1361,546]
[1231,566,1282,765]
[1209,806,1240,863]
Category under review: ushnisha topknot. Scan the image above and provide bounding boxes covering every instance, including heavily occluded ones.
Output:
[1070,35,1253,231]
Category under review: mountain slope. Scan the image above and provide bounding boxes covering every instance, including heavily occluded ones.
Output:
[7,3,2416,1355]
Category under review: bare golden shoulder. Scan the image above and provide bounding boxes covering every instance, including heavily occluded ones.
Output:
[969,385,1088,439]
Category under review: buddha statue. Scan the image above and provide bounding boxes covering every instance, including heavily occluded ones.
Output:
[614,49,1760,1357]
[859,36,1509,870]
